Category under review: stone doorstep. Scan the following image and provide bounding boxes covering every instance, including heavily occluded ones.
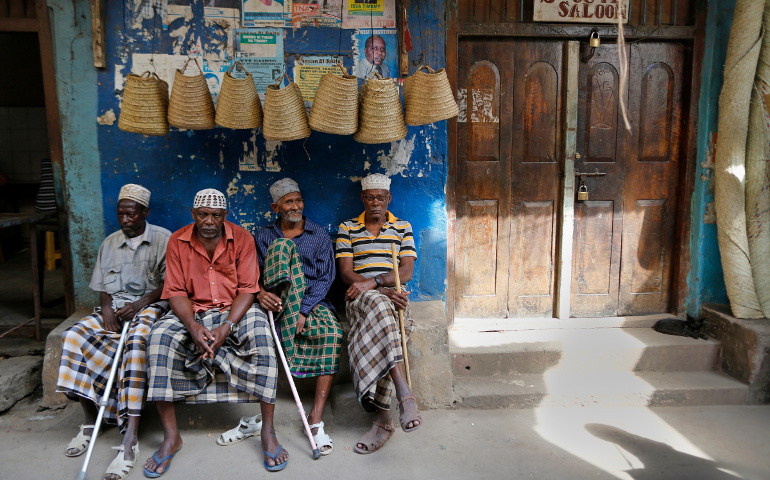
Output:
[0,355,44,412]
[41,301,453,413]
[702,303,770,404]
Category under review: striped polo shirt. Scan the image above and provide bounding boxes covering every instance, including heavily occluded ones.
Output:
[335,211,417,278]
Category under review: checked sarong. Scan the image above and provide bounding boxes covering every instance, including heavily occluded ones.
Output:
[146,304,278,404]
[347,289,413,411]
[264,238,342,378]
[57,303,167,433]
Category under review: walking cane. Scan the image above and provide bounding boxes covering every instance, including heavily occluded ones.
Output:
[75,318,132,480]
[267,310,321,460]
[390,244,412,388]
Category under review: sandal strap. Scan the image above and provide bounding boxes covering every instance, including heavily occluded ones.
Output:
[372,421,395,432]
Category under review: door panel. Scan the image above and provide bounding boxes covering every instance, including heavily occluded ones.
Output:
[455,39,514,317]
[509,41,563,317]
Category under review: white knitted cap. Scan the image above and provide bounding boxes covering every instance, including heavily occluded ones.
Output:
[118,184,151,208]
[193,188,227,209]
[361,173,391,191]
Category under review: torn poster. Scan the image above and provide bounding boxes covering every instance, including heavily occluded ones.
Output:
[291,0,342,27]
[353,28,397,80]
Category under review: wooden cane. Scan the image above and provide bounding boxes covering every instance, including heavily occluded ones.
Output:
[390,243,412,388]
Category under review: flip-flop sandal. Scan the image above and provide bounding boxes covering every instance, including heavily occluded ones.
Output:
[217,415,262,446]
[104,443,138,480]
[143,449,179,478]
[307,421,333,456]
[398,395,422,433]
[264,445,288,472]
[353,421,394,455]
[65,424,99,457]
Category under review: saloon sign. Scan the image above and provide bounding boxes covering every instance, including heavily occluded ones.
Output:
[533,0,629,24]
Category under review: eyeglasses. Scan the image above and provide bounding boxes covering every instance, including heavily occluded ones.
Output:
[362,194,388,202]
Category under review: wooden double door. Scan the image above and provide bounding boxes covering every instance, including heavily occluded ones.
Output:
[454,38,686,319]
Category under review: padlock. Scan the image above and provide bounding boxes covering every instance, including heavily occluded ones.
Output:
[589,31,600,48]
[577,184,589,201]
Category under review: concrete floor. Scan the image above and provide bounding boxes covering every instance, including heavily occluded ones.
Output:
[1,390,769,480]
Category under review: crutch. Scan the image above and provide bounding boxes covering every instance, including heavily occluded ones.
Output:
[76,318,132,480]
[267,310,321,459]
[390,244,412,387]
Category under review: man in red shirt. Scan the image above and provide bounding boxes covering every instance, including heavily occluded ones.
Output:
[143,189,288,476]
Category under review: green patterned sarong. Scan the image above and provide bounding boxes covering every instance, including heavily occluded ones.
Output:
[264,238,343,377]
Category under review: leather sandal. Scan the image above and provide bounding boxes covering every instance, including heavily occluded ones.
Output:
[353,421,394,454]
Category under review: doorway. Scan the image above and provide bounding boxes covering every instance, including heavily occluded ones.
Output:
[453,38,688,319]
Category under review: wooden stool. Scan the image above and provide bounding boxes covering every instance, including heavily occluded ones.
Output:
[45,230,60,270]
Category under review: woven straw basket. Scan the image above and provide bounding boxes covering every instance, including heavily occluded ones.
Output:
[118,71,170,136]
[354,73,406,144]
[167,58,216,130]
[308,63,359,135]
[404,65,459,126]
[263,73,311,141]
[215,61,263,129]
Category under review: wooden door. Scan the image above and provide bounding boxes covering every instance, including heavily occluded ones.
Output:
[571,42,685,317]
[454,38,563,318]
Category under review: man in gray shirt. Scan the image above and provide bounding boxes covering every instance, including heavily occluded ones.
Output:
[57,184,171,480]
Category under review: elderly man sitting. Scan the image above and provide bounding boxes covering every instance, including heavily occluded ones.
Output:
[143,188,286,476]
[218,178,342,455]
[336,173,422,455]
[58,184,170,480]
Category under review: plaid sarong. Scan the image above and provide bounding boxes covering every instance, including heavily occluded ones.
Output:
[264,238,342,378]
[57,304,167,433]
[146,304,278,404]
[346,289,413,411]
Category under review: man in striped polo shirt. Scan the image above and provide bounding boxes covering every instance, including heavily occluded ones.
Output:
[336,173,422,455]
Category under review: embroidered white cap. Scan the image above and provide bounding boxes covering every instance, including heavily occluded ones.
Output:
[193,188,227,209]
[361,173,391,191]
[118,184,151,208]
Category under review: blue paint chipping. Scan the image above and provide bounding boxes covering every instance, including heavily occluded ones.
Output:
[88,0,447,302]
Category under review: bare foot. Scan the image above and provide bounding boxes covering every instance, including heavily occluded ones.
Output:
[261,428,289,468]
[143,433,182,476]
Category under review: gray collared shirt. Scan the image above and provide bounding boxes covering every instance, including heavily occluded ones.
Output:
[89,222,172,309]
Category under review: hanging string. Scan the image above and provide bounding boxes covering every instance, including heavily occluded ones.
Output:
[616,3,631,131]
[366,7,374,77]
[416,2,424,66]
[150,4,159,72]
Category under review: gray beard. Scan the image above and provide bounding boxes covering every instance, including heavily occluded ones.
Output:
[281,211,303,223]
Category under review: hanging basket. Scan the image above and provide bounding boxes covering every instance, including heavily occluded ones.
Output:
[215,61,263,129]
[354,73,406,144]
[263,72,311,141]
[118,71,170,136]
[308,63,359,135]
[403,65,459,126]
[167,58,216,130]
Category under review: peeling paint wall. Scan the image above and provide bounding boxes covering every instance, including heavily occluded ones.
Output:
[687,0,732,316]
[83,1,447,302]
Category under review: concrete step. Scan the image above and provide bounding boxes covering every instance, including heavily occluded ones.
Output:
[452,370,749,409]
[450,326,721,376]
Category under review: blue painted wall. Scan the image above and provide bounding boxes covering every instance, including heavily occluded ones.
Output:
[91,1,447,302]
[686,0,732,316]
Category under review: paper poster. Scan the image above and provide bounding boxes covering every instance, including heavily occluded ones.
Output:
[291,0,342,27]
[242,0,291,27]
[234,28,285,97]
[293,55,343,105]
[353,29,397,80]
[127,54,216,97]
[202,59,235,104]
[166,0,241,26]
[342,0,395,29]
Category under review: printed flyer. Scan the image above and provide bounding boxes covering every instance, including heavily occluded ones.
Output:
[293,55,344,105]
[342,0,395,29]
[242,0,291,27]
[234,28,285,97]
[291,0,343,27]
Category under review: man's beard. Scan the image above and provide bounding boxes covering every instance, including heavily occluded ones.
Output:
[281,210,303,223]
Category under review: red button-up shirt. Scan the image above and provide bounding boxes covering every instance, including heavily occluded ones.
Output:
[162,221,259,313]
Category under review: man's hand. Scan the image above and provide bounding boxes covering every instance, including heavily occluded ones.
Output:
[189,322,216,359]
[380,288,410,310]
[295,313,307,336]
[114,301,142,322]
[257,290,283,312]
[201,325,230,360]
[102,307,122,333]
[345,278,377,301]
